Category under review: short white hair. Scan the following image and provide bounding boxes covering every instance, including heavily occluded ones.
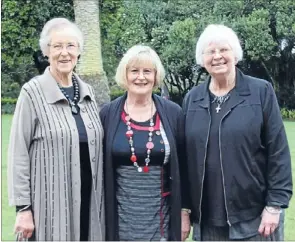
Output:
[39,17,84,56]
[115,45,165,89]
[195,24,243,66]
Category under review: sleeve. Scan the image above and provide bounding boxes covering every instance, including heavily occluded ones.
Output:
[262,82,293,208]
[177,107,191,210]
[7,87,36,206]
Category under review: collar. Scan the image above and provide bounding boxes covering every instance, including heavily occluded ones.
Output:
[194,67,251,102]
[37,67,94,104]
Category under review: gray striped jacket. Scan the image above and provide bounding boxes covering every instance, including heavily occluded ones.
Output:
[7,67,105,241]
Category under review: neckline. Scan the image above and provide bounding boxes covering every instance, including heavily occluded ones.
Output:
[121,110,160,131]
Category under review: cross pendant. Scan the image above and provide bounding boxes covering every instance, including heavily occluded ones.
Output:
[216,105,221,113]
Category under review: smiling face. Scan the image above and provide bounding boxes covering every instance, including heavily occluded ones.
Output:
[126,58,156,97]
[202,42,236,78]
[47,28,80,76]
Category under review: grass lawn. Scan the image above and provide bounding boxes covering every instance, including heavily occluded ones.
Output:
[1,115,295,241]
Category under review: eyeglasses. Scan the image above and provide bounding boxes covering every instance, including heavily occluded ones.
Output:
[48,43,79,53]
[203,48,231,56]
[128,68,156,76]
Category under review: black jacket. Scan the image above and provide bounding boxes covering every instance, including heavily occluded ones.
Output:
[99,93,190,241]
[183,68,293,225]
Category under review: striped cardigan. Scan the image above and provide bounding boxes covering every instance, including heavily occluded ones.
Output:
[7,67,105,241]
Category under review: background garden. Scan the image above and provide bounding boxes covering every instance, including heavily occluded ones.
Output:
[1,0,295,240]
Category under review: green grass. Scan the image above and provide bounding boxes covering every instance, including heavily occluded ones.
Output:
[1,115,295,241]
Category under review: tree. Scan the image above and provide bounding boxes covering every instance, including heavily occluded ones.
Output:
[73,0,110,106]
[101,0,295,107]
[1,0,73,98]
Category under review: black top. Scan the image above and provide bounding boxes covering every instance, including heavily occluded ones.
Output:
[112,112,165,167]
[63,86,88,143]
[201,88,235,227]
[99,94,188,241]
[63,86,91,241]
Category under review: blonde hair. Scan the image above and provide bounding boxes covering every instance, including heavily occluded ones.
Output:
[115,45,165,89]
[39,17,84,56]
[195,24,243,66]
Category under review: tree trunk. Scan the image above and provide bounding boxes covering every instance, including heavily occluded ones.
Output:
[73,0,110,106]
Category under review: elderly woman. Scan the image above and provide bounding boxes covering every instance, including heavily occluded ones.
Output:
[7,18,105,241]
[99,45,190,241]
[183,24,293,241]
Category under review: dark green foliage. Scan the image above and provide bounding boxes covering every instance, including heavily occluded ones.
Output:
[1,0,74,97]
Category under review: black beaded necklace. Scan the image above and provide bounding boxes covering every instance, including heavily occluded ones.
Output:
[57,75,80,114]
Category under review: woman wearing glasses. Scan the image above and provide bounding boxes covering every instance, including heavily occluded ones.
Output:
[7,18,105,241]
[183,24,292,241]
[100,45,191,241]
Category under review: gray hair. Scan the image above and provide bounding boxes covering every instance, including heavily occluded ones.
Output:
[115,45,165,89]
[39,17,84,56]
[195,24,243,66]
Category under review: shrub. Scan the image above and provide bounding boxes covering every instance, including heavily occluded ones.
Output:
[4,95,294,120]
[281,108,295,121]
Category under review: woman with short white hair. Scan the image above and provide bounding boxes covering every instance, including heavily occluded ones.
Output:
[8,17,105,241]
[100,44,191,241]
[183,24,292,241]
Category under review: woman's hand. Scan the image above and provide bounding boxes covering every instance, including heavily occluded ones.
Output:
[14,210,35,239]
[258,207,281,237]
[181,210,191,241]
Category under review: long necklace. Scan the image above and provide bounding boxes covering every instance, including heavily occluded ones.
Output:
[57,75,80,114]
[124,101,155,173]
[211,92,231,113]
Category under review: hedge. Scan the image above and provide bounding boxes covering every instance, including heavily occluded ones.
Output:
[2,94,295,121]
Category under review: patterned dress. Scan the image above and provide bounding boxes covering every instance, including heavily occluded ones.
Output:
[112,112,171,241]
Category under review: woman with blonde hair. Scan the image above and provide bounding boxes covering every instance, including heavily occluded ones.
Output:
[100,44,191,241]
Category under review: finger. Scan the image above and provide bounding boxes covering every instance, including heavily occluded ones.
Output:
[182,233,187,241]
[17,231,24,241]
[263,225,271,237]
[26,231,33,239]
[22,230,28,239]
[182,232,188,241]
[270,224,277,234]
[258,223,265,235]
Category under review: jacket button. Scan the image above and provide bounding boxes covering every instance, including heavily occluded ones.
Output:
[88,123,93,129]
[81,107,86,112]
[92,157,96,162]
[161,148,164,152]
[90,140,95,145]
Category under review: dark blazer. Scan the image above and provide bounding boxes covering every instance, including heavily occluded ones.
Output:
[99,93,190,241]
[183,68,293,225]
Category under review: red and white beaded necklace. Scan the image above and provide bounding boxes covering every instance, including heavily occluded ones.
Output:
[124,101,155,173]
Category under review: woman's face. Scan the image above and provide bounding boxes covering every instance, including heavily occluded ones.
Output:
[47,29,80,76]
[126,62,156,97]
[202,42,236,77]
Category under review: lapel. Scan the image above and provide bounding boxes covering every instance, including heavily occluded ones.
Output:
[226,68,251,110]
[106,94,126,158]
[37,67,94,104]
[153,94,175,147]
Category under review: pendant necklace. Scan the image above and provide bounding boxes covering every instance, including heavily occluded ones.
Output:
[211,92,231,113]
[57,75,80,114]
[124,101,155,173]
